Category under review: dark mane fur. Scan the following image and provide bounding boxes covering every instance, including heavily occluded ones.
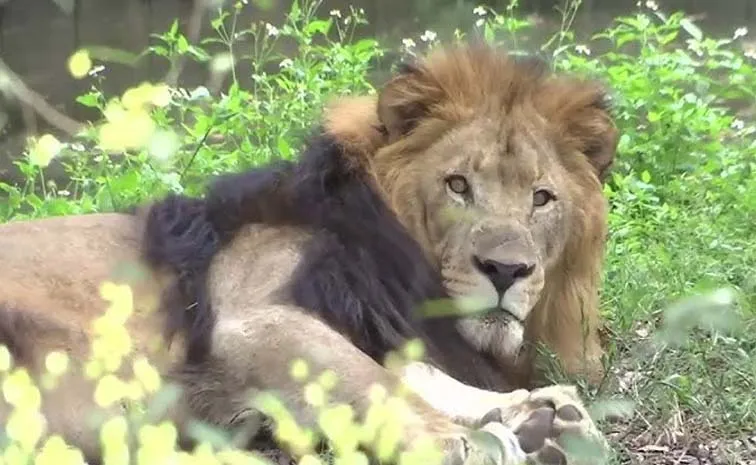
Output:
[141,128,513,391]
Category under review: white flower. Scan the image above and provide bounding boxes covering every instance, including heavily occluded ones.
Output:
[279,58,293,69]
[734,27,748,39]
[265,23,279,37]
[402,38,416,49]
[686,39,704,57]
[88,65,105,77]
[329,9,341,18]
[420,30,437,42]
[575,44,591,56]
[645,1,658,11]
[731,119,745,130]
[188,86,210,100]
[473,6,487,16]
[475,18,485,27]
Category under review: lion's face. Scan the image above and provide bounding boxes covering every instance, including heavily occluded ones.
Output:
[415,113,578,359]
[326,45,616,376]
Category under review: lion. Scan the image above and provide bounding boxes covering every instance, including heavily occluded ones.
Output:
[0,43,617,465]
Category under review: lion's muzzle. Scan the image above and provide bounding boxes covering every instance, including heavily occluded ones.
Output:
[472,257,536,321]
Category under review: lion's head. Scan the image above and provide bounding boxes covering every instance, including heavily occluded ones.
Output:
[324,44,618,384]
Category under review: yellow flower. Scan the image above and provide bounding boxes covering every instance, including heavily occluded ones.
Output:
[317,404,359,455]
[2,368,41,410]
[28,134,63,168]
[304,382,325,407]
[99,282,135,319]
[317,369,338,391]
[334,451,369,465]
[402,339,425,361]
[34,435,85,465]
[398,436,444,465]
[121,82,171,110]
[122,84,153,111]
[94,374,127,408]
[44,351,69,377]
[67,50,92,78]
[149,84,172,107]
[132,356,162,394]
[188,443,222,465]
[98,111,156,152]
[100,416,130,465]
[0,345,13,372]
[298,454,324,465]
[289,358,309,381]
[6,409,46,451]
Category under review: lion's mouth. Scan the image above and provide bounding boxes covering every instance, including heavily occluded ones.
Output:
[500,307,524,323]
[479,306,524,325]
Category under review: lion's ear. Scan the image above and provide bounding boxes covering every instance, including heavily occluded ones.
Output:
[572,92,619,182]
[568,92,619,182]
[542,85,619,182]
[377,62,444,142]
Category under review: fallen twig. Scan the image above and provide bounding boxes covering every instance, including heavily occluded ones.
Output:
[0,57,85,137]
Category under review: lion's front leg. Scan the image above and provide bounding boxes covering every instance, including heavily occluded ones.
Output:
[203,305,529,465]
[401,362,608,465]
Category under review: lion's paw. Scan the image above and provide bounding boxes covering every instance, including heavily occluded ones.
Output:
[477,385,608,465]
[441,424,527,465]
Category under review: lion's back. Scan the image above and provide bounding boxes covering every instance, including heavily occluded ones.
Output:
[0,212,169,365]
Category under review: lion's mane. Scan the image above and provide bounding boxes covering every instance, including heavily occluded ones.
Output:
[141,44,614,391]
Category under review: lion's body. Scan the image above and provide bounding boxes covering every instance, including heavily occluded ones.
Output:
[0,44,618,465]
[0,213,161,360]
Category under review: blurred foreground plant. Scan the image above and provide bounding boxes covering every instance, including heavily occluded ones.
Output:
[0,279,455,465]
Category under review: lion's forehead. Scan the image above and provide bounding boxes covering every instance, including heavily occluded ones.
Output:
[445,117,557,188]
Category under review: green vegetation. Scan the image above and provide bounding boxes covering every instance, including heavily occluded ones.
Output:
[0,0,754,463]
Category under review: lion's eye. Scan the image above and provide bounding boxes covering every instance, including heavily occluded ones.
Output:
[533,189,556,207]
[445,175,470,195]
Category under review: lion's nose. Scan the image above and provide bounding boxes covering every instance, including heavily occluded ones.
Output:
[472,257,535,295]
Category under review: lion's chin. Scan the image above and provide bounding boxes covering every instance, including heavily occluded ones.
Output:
[497,312,525,359]
[456,309,526,362]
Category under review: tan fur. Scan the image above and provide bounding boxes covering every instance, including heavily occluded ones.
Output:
[0,44,616,464]
[327,45,617,384]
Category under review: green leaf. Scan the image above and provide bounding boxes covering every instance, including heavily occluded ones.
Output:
[85,46,141,66]
[254,0,274,10]
[641,170,652,183]
[304,19,332,37]
[185,420,232,449]
[76,92,101,109]
[144,383,183,422]
[680,18,703,41]
[276,136,292,158]
[110,170,140,195]
[25,193,43,211]
[176,35,190,54]
[288,0,301,21]
[148,45,170,57]
[484,22,495,44]
[353,38,377,52]
[417,296,496,319]
[169,19,179,36]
